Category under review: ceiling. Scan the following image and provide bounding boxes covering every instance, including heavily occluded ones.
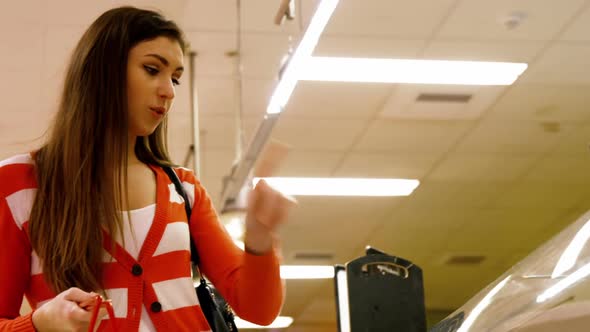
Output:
[3,0,590,330]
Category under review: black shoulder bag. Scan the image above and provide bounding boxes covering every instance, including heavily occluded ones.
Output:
[163,167,238,332]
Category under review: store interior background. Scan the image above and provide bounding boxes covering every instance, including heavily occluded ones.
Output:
[2,0,590,330]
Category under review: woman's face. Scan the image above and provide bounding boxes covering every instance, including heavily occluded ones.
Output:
[126,36,184,137]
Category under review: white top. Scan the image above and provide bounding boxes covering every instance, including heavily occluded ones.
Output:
[118,204,157,331]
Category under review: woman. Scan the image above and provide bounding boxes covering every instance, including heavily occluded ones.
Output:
[0,6,291,331]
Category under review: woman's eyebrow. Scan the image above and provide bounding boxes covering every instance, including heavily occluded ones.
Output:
[144,53,184,72]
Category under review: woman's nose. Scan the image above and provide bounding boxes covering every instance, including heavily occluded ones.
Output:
[158,79,175,100]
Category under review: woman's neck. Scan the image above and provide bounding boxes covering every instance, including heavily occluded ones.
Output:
[128,135,141,165]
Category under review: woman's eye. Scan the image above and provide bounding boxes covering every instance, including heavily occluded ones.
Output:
[144,66,158,75]
[172,78,181,86]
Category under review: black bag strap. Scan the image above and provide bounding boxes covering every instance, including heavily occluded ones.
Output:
[162,166,201,267]
[164,166,239,331]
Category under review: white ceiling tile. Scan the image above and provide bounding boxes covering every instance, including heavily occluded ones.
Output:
[288,196,399,228]
[241,33,294,79]
[381,85,506,121]
[551,123,590,157]
[271,117,368,151]
[180,0,236,32]
[198,176,224,207]
[454,118,577,155]
[41,26,87,111]
[423,40,544,62]
[280,222,375,263]
[242,79,274,116]
[276,150,344,177]
[296,298,337,324]
[43,26,87,81]
[442,207,568,251]
[428,153,537,183]
[193,78,236,116]
[314,37,426,58]
[520,43,590,85]
[200,149,238,178]
[0,24,44,72]
[185,31,236,77]
[0,0,46,25]
[285,81,393,119]
[383,204,481,232]
[1,70,43,112]
[241,0,301,34]
[167,113,263,152]
[522,155,590,184]
[491,180,587,209]
[0,110,51,146]
[116,0,189,21]
[424,265,509,309]
[45,0,113,26]
[403,181,509,210]
[334,151,438,179]
[323,0,457,38]
[487,84,590,123]
[366,216,452,260]
[560,4,590,41]
[437,0,585,41]
[281,280,334,321]
[393,181,459,209]
[354,119,474,154]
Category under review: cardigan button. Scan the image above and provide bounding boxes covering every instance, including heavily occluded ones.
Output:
[131,264,143,276]
[151,301,162,313]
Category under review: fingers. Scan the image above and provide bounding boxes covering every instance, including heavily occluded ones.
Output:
[62,287,99,322]
[63,287,97,303]
[249,179,296,229]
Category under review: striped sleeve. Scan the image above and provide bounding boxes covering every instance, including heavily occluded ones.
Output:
[176,169,284,325]
[0,160,36,331]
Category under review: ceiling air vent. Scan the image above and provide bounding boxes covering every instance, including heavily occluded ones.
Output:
[444,255,486,266]
[293,252,334,261]
[416,93,472,103]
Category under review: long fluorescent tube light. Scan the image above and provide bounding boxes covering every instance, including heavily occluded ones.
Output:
[299,57,528,85]
[335,266,351,332]
[235,316,294,329]
[552,217,590,278]
[457,276,511,332]
[267,0,339,114]
[537,261,590,303]
[194,265,336,281]
[254,177,420,196]
[280,265,335,279]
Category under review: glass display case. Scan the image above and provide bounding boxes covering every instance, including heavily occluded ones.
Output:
[431,210,590,331]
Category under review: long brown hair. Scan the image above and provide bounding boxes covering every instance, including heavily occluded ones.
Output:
[29,6,186,294]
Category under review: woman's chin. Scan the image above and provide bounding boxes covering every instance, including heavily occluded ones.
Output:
[130,125,158,138]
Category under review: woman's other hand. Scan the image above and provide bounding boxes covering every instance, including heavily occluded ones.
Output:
[31,287,107,332]
[244,179,296,255]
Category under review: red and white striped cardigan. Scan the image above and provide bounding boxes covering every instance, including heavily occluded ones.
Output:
[0,153,283,331]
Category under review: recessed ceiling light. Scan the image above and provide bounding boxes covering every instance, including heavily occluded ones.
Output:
[254,177,420,196]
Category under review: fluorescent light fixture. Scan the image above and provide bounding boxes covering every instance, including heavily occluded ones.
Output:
[224,216,245,240]
[254,177,419,196]
[335,266,351,332]
[457,276,511,332]
[233,240,245,250]
[538,261,590,303]
[235,316,294,329]
[299,57,528,85]
[280,265,335,279]
[267,0,339,114]
[552,217,590,278]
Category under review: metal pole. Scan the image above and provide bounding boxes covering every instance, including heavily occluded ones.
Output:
[188,51,201,177]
